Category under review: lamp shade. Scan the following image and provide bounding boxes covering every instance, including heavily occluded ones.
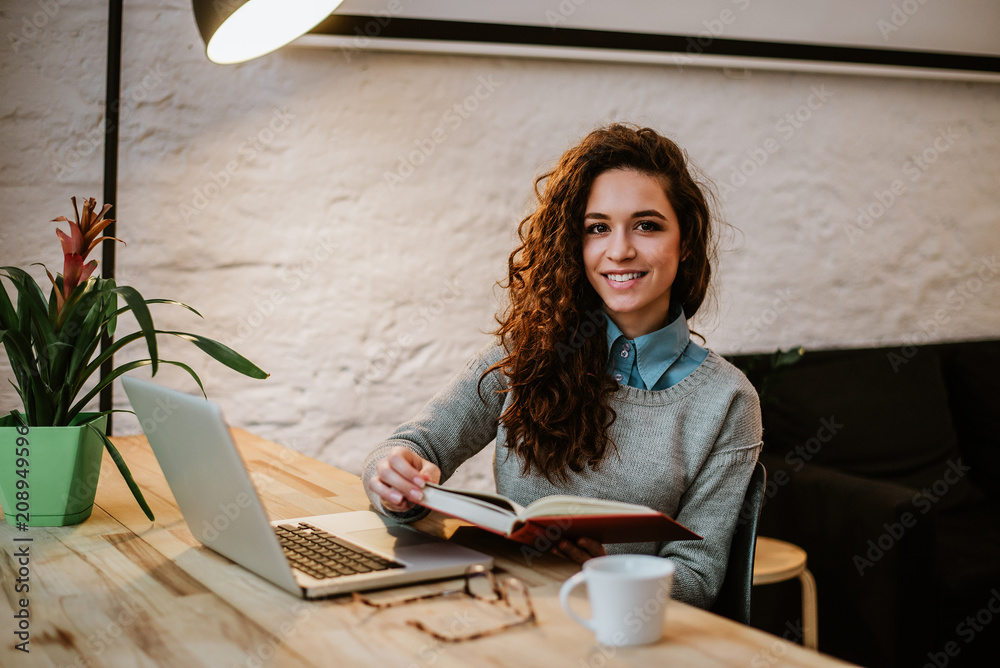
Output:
[193,0,344,64]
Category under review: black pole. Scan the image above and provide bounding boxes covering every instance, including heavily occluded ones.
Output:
[100,0,123,433]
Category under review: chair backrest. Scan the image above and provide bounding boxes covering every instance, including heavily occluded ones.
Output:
[711,460,767,624]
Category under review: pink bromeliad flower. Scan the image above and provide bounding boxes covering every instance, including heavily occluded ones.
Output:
[47,196,122,312]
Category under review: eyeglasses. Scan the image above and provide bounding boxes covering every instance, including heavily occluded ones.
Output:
[351,564,536,642]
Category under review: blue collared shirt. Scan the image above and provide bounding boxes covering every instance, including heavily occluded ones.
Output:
[605,304,709,390]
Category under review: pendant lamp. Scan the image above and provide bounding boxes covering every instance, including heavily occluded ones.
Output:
[193,0,344,64]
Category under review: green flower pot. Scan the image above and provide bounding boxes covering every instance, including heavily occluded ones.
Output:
[0,413,107,527]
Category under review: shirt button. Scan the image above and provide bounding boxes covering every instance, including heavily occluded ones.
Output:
[620,349,629,358]
[623,342,632,351]
[614,373,623,382]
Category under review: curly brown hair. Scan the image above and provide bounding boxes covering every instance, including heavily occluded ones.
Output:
[482,123,720,483]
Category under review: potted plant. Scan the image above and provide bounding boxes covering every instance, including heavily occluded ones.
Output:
[0,197,267,526]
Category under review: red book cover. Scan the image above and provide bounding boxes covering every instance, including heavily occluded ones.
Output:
[417,483,702,546]
[506,513,702,545]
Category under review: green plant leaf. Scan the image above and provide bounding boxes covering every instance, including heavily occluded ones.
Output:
[112,285,158,376]
[48,290,106,414]
[3,267,57,361]
[64,291,113,378]
[161,331,269,379]
[102,278,118,337]
[71,408,133,426]
[0,327,35,378]
[69,327,268,417]
[0,274,18,329]
[87,422,155,521]
[67,358,207,419]
[108,299,204,321]
[72,331,145,394]
[2,332,37,400]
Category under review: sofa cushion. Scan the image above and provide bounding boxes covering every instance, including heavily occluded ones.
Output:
[763,345,977,510]
[940,339,1000,499]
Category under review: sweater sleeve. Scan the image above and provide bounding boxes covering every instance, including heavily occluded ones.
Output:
[361,343,508,520]
[658,378,763,609]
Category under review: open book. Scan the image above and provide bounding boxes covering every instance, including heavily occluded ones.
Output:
[417,483,702,545]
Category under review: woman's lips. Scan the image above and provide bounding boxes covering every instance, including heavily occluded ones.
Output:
[602,271,647,289]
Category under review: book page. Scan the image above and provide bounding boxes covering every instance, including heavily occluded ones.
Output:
[423,483,526,514]
[521,495,659,519]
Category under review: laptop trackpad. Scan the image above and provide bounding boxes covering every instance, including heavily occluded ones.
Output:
[350,526,430,551]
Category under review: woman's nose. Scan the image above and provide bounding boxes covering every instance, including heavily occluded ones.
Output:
[607,229,636,261]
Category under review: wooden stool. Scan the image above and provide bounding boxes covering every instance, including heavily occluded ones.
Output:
[752,536,818,650]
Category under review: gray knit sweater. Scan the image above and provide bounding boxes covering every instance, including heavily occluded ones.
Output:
[362,342,763,610]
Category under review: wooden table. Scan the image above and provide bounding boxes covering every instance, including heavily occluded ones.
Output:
[0,430,855,667]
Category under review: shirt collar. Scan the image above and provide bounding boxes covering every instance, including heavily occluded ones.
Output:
[605,303,691,389]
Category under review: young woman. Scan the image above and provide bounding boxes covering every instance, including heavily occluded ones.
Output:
[362,124,762,610]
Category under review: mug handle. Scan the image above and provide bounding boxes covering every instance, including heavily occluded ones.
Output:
[559,572,596,632]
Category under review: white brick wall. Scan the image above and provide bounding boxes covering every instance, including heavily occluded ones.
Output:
[2,1,998,489]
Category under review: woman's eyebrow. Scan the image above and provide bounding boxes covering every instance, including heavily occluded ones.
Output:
[631,209,667,220]
[583,209,668,221]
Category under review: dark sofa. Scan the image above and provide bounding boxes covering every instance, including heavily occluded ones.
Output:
[728,339,1000,668]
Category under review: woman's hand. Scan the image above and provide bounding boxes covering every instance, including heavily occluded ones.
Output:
[369,446,441,513]
[551,537,607,564]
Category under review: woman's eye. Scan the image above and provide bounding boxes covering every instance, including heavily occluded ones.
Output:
[637,221,660,231]
[585,223,608,234]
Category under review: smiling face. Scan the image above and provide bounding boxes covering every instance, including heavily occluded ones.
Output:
[581,169,684,339]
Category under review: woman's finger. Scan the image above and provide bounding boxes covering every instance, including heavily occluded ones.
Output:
[416,459,442,485]
[380,449,422,481]
[367,477,413,512]
[376,451,429,499]
[556,540,590,564]
[375,465,426,504]
[576,537,606,558]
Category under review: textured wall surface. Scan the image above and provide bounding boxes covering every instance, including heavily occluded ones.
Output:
[2,1,998,489]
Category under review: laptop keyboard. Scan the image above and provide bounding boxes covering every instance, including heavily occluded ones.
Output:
[275,522,403,580]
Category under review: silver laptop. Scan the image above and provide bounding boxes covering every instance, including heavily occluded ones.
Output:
[121,376,492,599]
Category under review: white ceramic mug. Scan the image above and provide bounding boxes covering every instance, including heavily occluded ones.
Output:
[559,554,676,646]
